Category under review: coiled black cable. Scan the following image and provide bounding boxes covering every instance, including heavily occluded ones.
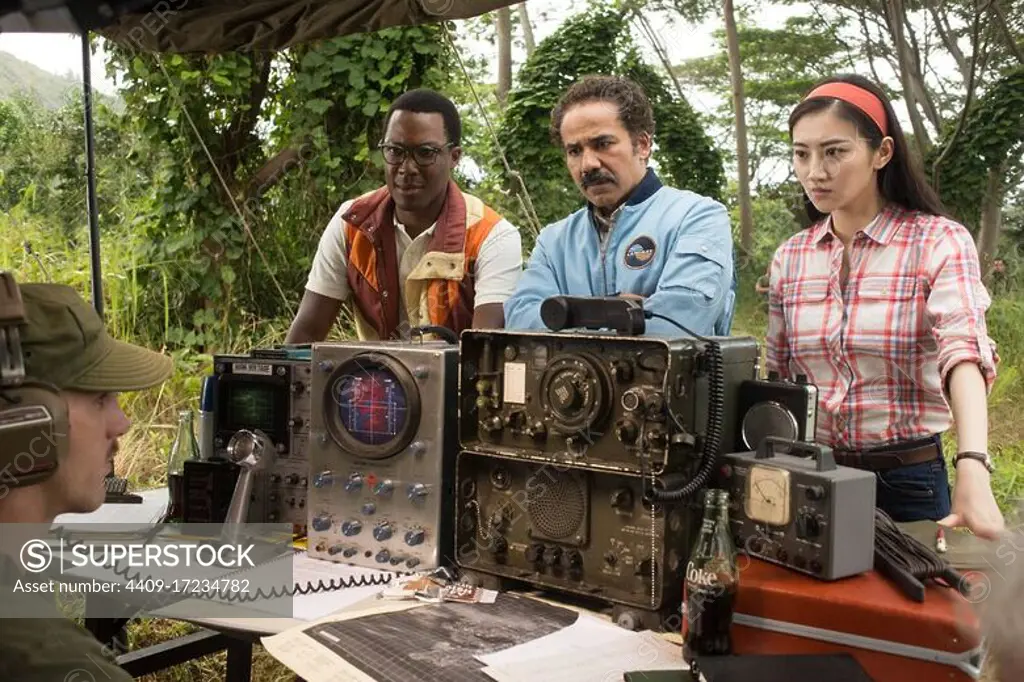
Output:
[644,312,725,502]
[873,508,969,602]
[52,526,412,606]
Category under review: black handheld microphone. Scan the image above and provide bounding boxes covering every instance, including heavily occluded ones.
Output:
[539,296,646,336]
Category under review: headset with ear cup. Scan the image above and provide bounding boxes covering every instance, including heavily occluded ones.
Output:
[0,272,69,491]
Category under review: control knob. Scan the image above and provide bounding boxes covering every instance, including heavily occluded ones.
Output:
[344,473,363,492]
[373,479,394,496]
[561,550,583,570]
[375,549,391,564]
[646,428,667,449]
[313,471,333,488]
[373,522,394,541]
[609,360,634,382]
[610,488,634,510]
[407,483,430,500]
[614,420,639,445]
[311,514,332,532]
[341,520,362,536]
[404,528,425,546]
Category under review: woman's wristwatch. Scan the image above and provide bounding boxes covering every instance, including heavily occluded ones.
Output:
[953,451,995,473]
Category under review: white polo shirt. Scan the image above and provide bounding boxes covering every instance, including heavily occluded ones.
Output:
[305,199,524,325]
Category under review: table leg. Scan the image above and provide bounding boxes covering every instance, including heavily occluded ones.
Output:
[225,637,253,682]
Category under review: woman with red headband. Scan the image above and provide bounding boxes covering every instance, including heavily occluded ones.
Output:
[766,74,1004,539]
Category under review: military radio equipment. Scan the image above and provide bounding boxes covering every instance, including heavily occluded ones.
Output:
[455,328,761,630]
[458,330,760,476]
[455,449,700,630]
[306,340,459,572]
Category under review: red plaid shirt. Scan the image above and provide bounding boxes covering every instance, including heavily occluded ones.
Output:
[766,205,998,450]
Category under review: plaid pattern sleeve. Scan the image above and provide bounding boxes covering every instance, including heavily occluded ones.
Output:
[764,206,998,449]
[924,220,999,395]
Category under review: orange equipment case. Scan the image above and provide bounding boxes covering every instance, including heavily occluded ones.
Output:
[730,558,985,681]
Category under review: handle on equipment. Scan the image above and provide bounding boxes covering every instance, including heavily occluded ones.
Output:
[756,436,836,472]
[409,325,458,345]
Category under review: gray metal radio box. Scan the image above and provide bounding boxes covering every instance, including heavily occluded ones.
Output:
[306,340,459,572]
[721,437,876,581]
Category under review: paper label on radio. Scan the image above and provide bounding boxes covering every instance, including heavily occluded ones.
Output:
[233,362,273,376]
[503,362,527,404]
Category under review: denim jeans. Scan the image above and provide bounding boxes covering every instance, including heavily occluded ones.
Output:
[873,440,952,522]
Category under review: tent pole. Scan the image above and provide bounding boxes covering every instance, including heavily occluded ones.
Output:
[82,31,103,317]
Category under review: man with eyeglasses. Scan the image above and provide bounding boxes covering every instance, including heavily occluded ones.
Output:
[287,89,523,343]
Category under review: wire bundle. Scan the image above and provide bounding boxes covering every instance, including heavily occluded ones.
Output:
[873,508,970,602]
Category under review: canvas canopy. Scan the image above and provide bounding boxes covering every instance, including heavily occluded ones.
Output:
[0,0,521,51]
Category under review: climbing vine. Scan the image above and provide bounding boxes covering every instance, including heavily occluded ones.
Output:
[929,66,1024,231]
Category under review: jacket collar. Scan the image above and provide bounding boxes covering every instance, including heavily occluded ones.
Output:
[342,181,467,254]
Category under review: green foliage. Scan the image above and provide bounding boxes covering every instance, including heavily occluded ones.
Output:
[930,66,1024,230]
[484,7,724,242]
[103,24,454,353]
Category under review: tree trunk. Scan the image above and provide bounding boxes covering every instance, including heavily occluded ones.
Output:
[991,0,1024,64]
[884,0,933,155]
[517,3,536,55]
[723,0,753,254]
[496,7,512,106]
[977,162,1006,282]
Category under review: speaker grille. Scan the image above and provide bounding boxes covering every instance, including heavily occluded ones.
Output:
[527,468,587,542]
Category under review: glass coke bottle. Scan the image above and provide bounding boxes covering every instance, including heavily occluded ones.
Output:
[683,488,739,676]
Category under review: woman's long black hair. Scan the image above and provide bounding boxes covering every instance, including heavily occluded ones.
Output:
[788,74,947,224]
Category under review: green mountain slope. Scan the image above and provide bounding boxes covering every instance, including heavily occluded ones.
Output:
[0,50,118,109]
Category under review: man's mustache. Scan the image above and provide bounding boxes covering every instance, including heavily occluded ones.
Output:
[581,170,616,188]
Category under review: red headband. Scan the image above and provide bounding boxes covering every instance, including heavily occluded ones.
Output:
[804,82,888,136]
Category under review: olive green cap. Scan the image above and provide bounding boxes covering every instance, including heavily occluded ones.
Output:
[19,283,173,392]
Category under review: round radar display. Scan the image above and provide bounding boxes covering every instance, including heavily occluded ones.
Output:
[325,354,421,459]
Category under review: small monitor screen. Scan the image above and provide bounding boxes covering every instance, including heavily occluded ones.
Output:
[332,366,409,446]
[224,383,280,433]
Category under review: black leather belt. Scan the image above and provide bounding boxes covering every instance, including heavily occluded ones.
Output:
[833,436,941,472]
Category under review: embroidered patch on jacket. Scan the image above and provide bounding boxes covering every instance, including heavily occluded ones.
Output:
[624,236,657,269]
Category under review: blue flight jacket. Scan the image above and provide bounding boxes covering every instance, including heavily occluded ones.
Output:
[504,169,737,337]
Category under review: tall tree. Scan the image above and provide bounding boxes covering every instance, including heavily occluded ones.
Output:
[496,7,513,106]
[517,3,537,55]
[675,15,850,190]
[723,0,753,253]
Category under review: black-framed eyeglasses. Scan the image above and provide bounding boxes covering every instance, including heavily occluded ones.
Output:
[378,141,455,167]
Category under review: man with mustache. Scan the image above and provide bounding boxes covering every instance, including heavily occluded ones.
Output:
[0,280,173,681]
[287,89,523,343]
[504,75,737,336]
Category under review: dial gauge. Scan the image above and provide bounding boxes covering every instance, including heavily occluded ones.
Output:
[744,465,792,526]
